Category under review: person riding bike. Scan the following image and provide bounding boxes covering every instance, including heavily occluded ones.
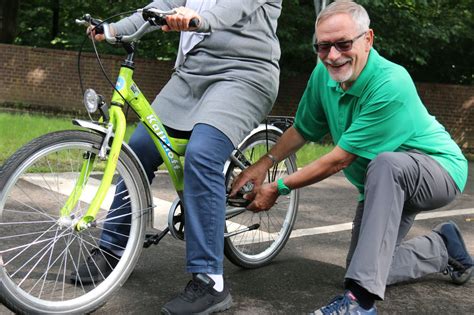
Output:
[73,1,283,314]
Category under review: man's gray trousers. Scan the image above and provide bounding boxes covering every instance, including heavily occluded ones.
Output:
[345,150,460,299]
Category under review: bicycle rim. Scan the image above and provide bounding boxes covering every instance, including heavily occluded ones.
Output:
[224,130,299,268]
[0,130,148,314]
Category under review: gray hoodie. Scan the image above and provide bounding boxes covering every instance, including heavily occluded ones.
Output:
[113,0,282,146]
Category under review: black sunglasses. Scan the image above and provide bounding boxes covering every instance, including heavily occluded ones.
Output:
[314,31,367,54]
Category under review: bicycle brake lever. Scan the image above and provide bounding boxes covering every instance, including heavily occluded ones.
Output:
[75,19,88,26]
[75,14,104,34]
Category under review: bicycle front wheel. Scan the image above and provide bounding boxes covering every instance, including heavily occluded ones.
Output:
[0,130,149,314]
[224,129,299,268]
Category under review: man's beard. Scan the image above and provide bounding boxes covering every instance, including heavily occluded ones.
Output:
[324,58,353,83]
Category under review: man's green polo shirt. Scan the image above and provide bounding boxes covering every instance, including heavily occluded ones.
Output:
[294,49,467,198]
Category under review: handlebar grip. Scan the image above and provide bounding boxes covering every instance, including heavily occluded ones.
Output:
[91,23,104,35]
[141,9,199,28]
[82,14,104,34]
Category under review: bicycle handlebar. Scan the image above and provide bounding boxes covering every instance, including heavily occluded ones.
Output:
[76,8,199,44]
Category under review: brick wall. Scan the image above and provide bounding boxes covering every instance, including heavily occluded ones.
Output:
[1,44,472,153]
[0,43,174,114]
[416,83,473,154]
[270,74,474,154]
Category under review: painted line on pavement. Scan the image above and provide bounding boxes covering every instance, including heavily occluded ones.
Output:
[23,174,171,229]
[289,208,474,239]
[22,174,473,240]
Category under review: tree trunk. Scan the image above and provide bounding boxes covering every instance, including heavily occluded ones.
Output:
[0,0,20,43]
[51,0,59,39]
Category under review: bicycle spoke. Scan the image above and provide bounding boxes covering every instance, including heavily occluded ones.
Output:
[224,131,298,268]
[12,184,57,220]
[16,228,70,287]
[33,227,61,298]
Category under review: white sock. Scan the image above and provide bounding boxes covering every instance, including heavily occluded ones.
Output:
[207,274,224,292]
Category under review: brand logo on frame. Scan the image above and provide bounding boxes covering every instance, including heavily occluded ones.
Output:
[115,77,125,90]
[146,115,180,170]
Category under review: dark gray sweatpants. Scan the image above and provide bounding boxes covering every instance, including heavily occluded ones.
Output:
[345,151,460,299]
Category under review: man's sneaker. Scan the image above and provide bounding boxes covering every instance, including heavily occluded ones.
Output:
[433,221,473,285]
[70,247,120,285]
[161,273,232,315]
[308,291,377,315]
[443,257,473,285]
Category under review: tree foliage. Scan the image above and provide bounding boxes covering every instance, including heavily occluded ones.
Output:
[7,0,474,84]
[358,0,473,84]
[14,0,179,59]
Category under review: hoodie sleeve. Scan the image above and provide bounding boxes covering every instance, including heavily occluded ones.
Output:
[112,0,186,35]
[197,0,280,32]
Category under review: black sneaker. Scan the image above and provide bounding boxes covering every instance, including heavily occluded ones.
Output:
[70,247,120,285]
[161,274,232,315]
[434,221,473,285]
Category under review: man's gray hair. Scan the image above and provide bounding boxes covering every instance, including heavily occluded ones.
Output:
[316,0,370,33]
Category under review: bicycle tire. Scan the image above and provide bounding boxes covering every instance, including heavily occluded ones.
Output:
[0,130,149,314]
[224,129,299,268]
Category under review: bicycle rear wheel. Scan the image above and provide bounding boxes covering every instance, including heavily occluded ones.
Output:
[0,130,149,314]
[224,129,299,268]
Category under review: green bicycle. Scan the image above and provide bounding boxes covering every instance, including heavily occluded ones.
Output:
[0,9,299,314]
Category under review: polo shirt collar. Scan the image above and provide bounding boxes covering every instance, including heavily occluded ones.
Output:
[326,48,378,97]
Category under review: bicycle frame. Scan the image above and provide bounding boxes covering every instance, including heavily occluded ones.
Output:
[70,56,188,231]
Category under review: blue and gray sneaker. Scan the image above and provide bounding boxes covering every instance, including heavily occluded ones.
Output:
[308,291,377,315]
[434,221,473,285]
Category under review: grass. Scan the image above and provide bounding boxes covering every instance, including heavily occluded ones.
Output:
[296,143,333,167]
[0,112,137,166]
[0,112,77,164]
[0,111,333,168]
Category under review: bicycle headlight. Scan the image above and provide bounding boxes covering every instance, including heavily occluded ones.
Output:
[83,88,100,113]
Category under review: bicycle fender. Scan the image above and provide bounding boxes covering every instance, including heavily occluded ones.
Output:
[239,123,283,146]
[72,119,109,134]
[223,123,284,175]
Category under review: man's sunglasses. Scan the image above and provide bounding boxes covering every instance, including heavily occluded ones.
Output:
[314,31,367,54]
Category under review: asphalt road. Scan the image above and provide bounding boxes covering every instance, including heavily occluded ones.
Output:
[1,163,473,314]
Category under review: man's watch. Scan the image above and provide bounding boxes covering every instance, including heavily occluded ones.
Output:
[277,178,291,195]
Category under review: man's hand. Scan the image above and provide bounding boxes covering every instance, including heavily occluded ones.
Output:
[230,154,277,212]
[163,7,201,32]
[230,157,273,198]
[245,182,279,212]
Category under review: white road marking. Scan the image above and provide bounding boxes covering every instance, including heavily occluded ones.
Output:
[23,174,473,241]
[289,208,474,239]
[23,173,171,230]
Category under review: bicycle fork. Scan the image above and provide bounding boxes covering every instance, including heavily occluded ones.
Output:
[59,105,126,231]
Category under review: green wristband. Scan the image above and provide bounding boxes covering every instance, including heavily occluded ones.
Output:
[277,178,291,195]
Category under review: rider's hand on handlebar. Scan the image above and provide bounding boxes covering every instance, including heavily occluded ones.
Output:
[87,25,116,42]
[163,7,201,32]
